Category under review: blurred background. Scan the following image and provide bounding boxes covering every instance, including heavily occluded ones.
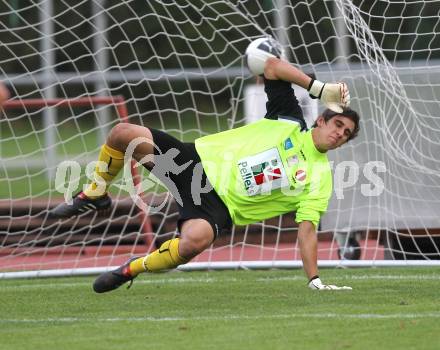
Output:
[1,0,440,274]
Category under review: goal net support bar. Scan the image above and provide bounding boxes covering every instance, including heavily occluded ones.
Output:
[2,260,440,280]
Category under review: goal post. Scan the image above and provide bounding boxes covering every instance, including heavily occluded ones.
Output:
[1,0,440,279]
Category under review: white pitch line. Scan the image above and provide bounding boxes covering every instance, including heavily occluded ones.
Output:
[0,277,239,290]
[2,313,440,324]
[1,274,439,291]
[256,274,440,282]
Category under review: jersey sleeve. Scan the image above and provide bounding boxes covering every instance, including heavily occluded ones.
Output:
[264,78,305,124]
[294,166,333,227]
[295,196,329,228]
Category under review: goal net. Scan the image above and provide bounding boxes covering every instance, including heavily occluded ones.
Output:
[1,0,440,278]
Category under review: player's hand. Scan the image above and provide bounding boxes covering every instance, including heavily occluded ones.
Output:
[308,276,352,290]
[308,79,350,113]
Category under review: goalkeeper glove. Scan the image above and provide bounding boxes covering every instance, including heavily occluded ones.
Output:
[307,79,350,113]
[308,276,352,290]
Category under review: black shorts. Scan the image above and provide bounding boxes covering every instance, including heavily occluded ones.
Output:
[147,128,232,238]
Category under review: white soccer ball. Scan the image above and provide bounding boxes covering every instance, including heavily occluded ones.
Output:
[245,37,284,76]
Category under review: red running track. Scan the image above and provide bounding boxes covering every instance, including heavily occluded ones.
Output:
[0,240,384,272]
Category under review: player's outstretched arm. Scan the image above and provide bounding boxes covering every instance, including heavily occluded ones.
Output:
[298,221,352,290]
[264,57,312,90]
[263,57,350,113]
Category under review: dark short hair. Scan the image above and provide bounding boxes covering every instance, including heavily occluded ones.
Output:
[312,107,360,141]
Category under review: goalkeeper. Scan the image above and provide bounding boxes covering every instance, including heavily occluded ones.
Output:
[50,45,359,292]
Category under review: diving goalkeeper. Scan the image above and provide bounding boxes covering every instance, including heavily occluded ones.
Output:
[50,43,360,292]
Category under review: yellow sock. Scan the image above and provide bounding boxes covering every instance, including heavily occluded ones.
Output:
[129,238,188,275]
[83,144,124,198]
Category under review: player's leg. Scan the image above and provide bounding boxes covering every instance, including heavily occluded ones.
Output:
[83,123,155,198]
[92,133,226,292]
[49,123,154,218]
[132,218,214,272]
[92,218,214,293]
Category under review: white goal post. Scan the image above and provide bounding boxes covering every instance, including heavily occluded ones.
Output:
[1,0,440,279]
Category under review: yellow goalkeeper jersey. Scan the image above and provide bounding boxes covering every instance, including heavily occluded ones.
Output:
[195,118,332,227]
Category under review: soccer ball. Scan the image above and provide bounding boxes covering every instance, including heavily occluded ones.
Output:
[245,37,284,76]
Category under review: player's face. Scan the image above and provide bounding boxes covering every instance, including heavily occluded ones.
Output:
[314,115,355,151]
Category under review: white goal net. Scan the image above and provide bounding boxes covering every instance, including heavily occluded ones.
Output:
[1,0,440,278]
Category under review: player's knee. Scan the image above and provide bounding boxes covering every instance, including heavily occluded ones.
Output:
[108,123,133,149]
[178,234,212,259]
[108,123,151,150]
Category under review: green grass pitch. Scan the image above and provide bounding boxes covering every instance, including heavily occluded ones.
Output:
[1,268,439,350]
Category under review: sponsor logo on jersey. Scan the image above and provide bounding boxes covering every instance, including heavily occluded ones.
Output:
[237,148,287,196]
[284,137,293,150]
[251,159,282,185]
[286,155,299,166]
[238,160,254,192]
[295,169,306,182]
